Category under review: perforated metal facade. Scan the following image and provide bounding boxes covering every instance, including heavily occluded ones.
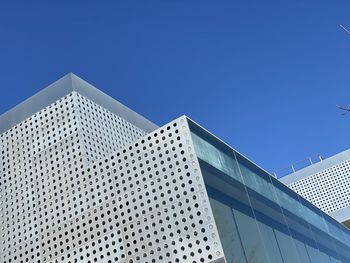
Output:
[288,161,350,214]
[1,74,350,263]
[0,75,225,263]
[0,91,150,262]
[280,150,350,225]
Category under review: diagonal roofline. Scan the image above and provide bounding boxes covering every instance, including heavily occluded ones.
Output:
[0,73,158,134]
[279,148,350,185]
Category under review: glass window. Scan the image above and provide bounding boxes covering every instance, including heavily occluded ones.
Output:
[235,152,277,203]
[189,121,350,263]
[274,228,301,263]
[324,215,348,246]
[209,198,247,263]
[329,256,343,263]
[294,238,312,263]
[232,207,270,263]
[306,244,325,263]
[256,220,284,263]
[191,132,242,183]
[318,251,332,263]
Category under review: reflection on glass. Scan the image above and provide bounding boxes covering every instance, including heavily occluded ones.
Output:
[232,208,270,263]
[306,244,327,263]
[191,132,242,183]
[318,251,332,263]
[209,198,247,263]
[274,229,301,263]
[235,153,277,203]
[189,124,350,263]
[256,221,284,263]
[294,239,312,263]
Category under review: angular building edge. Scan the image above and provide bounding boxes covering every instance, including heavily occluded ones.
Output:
[280,149,350,224]
[280,149,350,185]
[1,73,350,262]
[0,73,158,134]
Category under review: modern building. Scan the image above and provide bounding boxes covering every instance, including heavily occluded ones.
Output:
[1,73,350,263]
[280,150,350,228]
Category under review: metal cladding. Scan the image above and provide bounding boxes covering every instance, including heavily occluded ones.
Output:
[0,76,224,263]
[2,74,350,263]
[280,150,350,224]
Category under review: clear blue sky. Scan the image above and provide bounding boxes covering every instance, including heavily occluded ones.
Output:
[1,0,350,175]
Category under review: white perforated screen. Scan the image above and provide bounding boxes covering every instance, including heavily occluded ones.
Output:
[288,161,350,215]
[0,91,224,263]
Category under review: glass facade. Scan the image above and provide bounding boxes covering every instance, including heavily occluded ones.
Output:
[188,120,350,263]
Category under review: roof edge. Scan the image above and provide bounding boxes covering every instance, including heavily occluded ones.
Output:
[0,73,74,134]
[70,73,157,133]
[0,73,158,134]
[329,206,350,223]
[280,149,350,185]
